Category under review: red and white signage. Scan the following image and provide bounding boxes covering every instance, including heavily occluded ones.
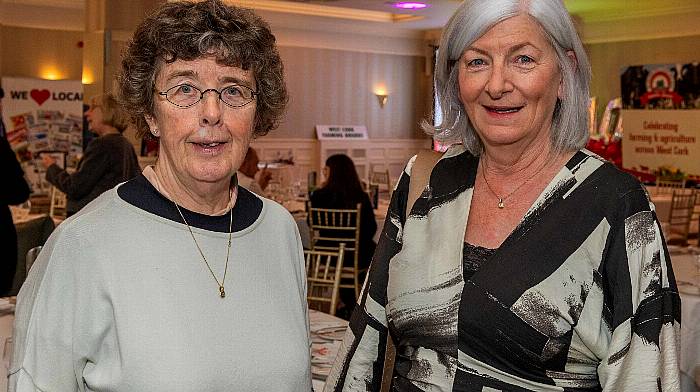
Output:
[1,77,84,194]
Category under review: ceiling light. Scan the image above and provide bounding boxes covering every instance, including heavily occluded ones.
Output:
[392,2,429,10]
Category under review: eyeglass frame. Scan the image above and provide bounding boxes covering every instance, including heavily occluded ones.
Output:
[157,83,259,109]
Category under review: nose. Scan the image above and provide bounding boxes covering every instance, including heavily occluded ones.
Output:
[485,63,513,99]
[199,89,222,127]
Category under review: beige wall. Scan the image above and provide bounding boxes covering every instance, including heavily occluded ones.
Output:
[0,26,83,81]
[276,46,429,139]
[585,35,700,117]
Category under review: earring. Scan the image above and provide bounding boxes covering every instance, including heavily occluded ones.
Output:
[151,128,159,137]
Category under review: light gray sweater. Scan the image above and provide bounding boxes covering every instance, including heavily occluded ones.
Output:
[10,181,311,391]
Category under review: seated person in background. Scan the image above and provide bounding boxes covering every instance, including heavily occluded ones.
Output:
[0,135,30,296]
[41,93,140,216]
[237,147,271,196]
[310,154,377,318]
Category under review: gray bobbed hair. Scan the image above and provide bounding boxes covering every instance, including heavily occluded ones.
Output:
[424,0,591,156]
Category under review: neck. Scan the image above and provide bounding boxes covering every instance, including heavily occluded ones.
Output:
[481,144,554,180]
[98,125,120,136]
[153,161,231,215]
[480,123,563,178]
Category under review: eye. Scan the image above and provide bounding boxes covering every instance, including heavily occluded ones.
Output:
[467,58,486,67]
[515,55,535,64]
[222,85,243,97]
[179,84,194,95]
[173,84,198,96]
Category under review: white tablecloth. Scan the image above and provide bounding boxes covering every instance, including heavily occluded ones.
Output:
[309,309,348,391]
[672,253,700,391]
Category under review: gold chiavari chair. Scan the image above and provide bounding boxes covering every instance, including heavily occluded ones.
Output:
[307,203,363,299]
[305,244,345,315]
[687,189,700,245]
[370,169,392,197]
[664,190,696,246]
[655,179,686,195]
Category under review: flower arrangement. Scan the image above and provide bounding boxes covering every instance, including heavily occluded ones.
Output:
[655,165,686,181]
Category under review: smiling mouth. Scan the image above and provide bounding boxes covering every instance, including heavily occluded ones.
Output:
[191,141,226,148]
[483,105,523,114]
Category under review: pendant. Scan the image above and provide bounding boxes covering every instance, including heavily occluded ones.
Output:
[498,198,505,209]
[219,286,226,298]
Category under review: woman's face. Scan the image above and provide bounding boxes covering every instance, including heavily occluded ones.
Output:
[458,14,563,151]
[146,57,257,188]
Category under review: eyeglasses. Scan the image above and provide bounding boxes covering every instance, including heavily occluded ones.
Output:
[158,84,258,108]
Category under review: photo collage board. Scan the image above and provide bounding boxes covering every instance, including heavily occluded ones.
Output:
[1,77,84,195]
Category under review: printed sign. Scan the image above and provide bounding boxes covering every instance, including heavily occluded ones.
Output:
[621,109,700,178]
[1,77,84,194]
[315,125,368,140]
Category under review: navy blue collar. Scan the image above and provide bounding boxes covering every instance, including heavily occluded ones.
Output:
[117,173,263,233]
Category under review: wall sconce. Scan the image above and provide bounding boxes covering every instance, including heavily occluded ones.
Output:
[373,83,389,109]
[376,93,388,108]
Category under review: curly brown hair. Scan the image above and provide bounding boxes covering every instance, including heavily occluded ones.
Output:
[117,0,287,139]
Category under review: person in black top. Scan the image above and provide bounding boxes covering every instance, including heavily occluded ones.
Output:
[0,135,31,296]
[310,154,377,318]
[41,93,140,216]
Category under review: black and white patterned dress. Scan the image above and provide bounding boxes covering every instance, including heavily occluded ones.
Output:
[324,144,681,391]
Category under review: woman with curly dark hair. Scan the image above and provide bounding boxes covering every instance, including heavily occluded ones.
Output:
[10,1,311,390]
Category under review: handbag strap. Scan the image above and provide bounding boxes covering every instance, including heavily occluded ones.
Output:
[406,149,443,216]
[379,148,443,392]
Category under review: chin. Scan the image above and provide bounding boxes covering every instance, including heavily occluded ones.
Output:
[191,166,235,184]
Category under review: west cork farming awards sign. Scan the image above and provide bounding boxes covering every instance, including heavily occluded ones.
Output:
[620,63,700,178]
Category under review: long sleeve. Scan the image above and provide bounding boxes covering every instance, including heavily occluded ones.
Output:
[9,224,112,392]
[45,137,110,199]
[0,136,30,205]
[597,187,681,391]
[324,163,412,391]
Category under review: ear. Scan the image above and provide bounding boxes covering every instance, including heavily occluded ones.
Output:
[559,50,577,99]
[144,114,158,133]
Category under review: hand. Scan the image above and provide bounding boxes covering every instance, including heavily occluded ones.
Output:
[41,155,56,169]
[258,168,273,190]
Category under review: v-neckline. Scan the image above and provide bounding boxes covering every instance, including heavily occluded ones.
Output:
[464,150,582,251]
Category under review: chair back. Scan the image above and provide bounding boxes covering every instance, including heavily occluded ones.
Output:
[370,169,392,196]
[688,189,700,244]
[656,179,685,194]
[307,203,363,298]
[26,246,43,274]
[666,190,696,245]
[49,187,67,218]
[305,244,345,315]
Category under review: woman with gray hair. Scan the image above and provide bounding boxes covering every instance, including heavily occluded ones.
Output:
[325,0,680,391]
[11,0,310,391]
[41,93,140,216]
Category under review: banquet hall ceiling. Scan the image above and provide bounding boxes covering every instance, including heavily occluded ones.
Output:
[1,0,699,34]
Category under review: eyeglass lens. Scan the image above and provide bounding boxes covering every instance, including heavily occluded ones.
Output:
[163,84,255,108]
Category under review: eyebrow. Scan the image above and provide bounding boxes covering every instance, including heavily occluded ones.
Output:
[465,42,542,56]
[162,71,253,88]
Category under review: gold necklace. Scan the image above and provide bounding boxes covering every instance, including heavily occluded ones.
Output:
[174,202,233,298]
[480,158,547,209]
